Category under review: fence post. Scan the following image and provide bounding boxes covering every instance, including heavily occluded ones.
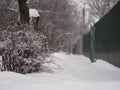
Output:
[90,26,96,63]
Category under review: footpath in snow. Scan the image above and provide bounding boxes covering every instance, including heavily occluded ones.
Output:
[0,52,120,90]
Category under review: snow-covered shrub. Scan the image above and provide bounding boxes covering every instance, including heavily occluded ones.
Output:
[0,27,52,74]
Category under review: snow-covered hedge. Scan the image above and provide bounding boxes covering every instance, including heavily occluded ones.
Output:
[0,28,52,74]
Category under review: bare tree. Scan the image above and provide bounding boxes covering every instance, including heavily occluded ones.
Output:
[88,0,120,20]
[29,0,80,53]
[0,0,83,53]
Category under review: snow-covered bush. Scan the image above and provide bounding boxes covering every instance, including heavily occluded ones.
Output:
[0,25,52,74]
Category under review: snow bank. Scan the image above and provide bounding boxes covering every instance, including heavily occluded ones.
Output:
[50,52,120,81]
[0,52,120,90]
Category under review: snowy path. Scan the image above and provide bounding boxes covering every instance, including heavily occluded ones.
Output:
[0,52,120,90]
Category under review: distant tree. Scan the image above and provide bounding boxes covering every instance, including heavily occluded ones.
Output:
[88,0,120,20]
[29,0,80,53]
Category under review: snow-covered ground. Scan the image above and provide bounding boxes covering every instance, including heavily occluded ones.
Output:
[0,52,120,90]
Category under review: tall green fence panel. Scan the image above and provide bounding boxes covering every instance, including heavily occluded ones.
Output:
[83,1,120,67]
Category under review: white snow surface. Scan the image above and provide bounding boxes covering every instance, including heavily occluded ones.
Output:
[0,52,120,90]
[29,9,40,17]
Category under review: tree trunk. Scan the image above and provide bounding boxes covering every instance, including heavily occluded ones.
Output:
[18,0,29,24]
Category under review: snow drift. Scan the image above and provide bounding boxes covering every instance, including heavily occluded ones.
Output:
[0,52,120,90]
